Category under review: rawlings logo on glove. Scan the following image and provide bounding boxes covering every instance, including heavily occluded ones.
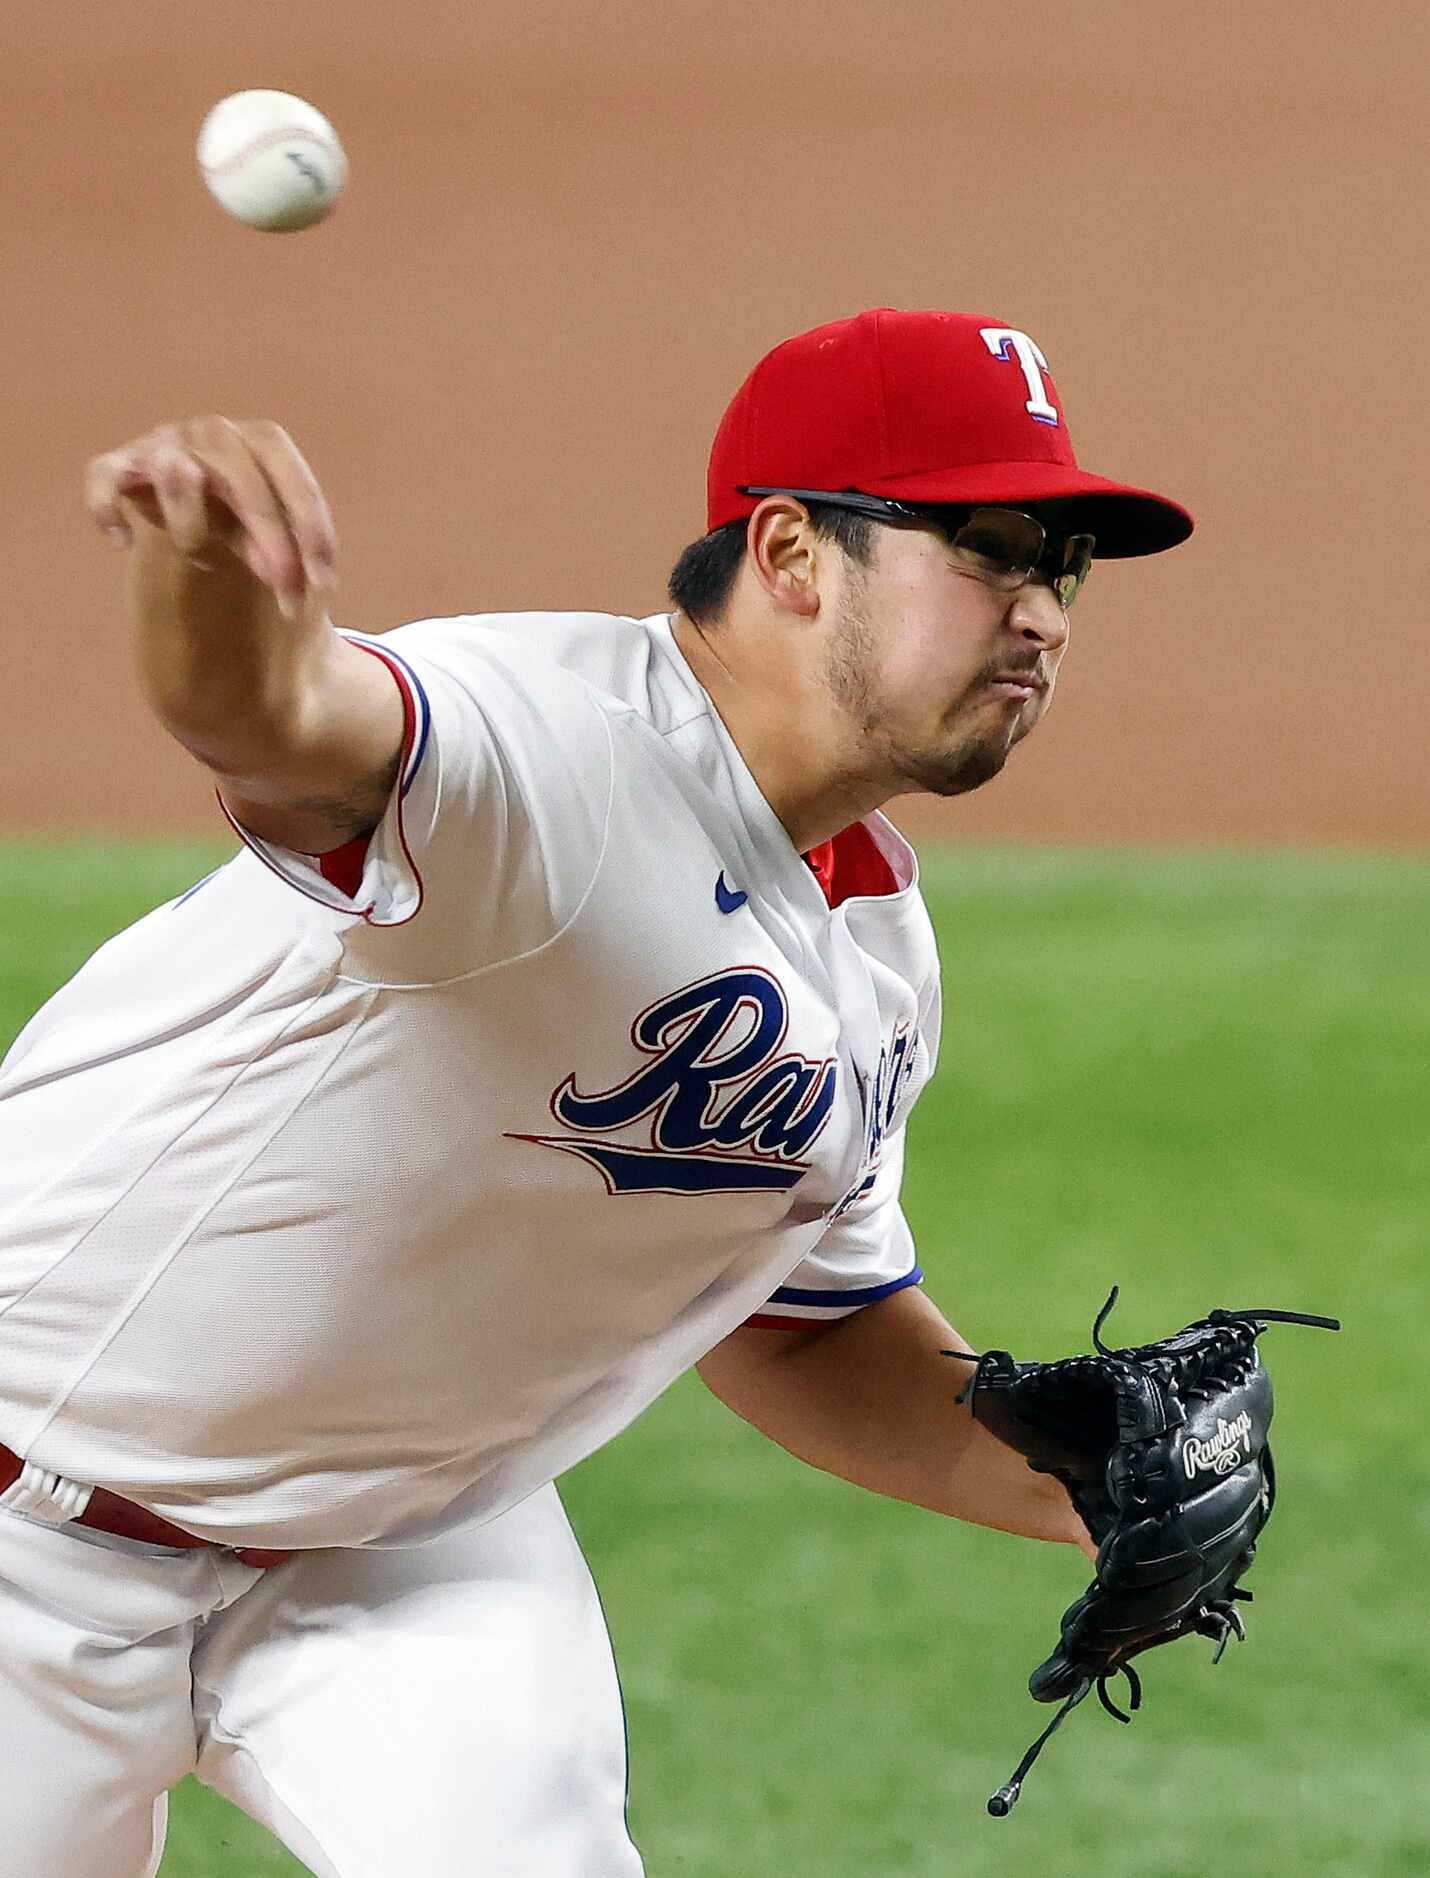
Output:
[946,1288,1340,1816]
[1183,1411,1253,1478]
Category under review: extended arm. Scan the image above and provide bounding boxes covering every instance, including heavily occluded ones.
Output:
[698,1286,1094,1553]
[86,417,403,854]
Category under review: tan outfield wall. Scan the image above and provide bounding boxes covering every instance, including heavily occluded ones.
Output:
[1,0,1424,846]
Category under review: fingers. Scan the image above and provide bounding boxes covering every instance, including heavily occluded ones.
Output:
[149,427,211,560]
[84,418,339,612]
[241,420,338,597]
[188,417,309,605]
[85,448,151,548]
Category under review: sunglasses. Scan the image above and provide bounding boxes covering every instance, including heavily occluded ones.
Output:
[738,487,1097,611]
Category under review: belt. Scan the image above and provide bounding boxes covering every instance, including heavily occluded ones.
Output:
[0,1444,291,1569]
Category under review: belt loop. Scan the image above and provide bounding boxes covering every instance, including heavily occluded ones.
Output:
[0,1462,95,1526]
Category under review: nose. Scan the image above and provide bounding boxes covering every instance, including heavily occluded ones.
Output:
[1007,579,1071,653]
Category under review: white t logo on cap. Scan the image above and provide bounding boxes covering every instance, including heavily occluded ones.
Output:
[980,327,1059,427]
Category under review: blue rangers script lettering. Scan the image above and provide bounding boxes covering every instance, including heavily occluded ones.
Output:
[509,969,838,1195]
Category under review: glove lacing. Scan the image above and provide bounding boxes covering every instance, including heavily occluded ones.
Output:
[987,1661,1144,1818]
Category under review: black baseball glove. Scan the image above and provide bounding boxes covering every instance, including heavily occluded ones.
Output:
[948,1288,1340,1815]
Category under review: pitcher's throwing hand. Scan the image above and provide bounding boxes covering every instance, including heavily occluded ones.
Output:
[86,416,337,610]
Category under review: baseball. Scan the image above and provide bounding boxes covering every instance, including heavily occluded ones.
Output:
[196,89,347,233]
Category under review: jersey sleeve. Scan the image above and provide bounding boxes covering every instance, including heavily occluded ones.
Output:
[221,617,614,978]
[743,1129,923,1329]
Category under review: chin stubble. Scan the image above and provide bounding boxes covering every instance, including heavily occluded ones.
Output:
[893,736,1010,798]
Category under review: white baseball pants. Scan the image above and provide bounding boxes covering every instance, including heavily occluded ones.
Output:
[0,1482,642,1877]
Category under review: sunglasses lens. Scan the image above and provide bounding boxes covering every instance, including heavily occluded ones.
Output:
[949,509,1046,588]
[1050,533,1096,609]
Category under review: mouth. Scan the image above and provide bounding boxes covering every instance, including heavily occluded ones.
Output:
[984,670,1047,701]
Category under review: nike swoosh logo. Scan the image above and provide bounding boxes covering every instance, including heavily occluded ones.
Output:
[714,871,748,914]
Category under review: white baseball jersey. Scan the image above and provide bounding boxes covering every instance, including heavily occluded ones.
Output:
[0,611,941,1549]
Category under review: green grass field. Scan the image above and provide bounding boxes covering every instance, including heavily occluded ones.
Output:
[2,837,1426,1877]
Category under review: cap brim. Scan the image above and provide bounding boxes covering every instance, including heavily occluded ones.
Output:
[857,462,1193,559]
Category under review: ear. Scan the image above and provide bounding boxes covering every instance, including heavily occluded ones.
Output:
[745,498,822,619]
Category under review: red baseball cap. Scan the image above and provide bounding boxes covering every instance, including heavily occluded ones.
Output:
[706,308,1193,558]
